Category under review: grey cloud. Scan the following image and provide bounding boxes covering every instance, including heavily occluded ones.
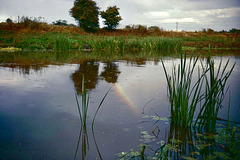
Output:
[0,0,239,31]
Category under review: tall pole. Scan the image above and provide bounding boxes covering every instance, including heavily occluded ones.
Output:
[176,22,178,31]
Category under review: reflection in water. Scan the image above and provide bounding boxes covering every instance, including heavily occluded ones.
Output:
[157,122,239,159]
[74,81,110,160]
[1,51,239,159]
[125,57,147,67]
[75,125,89,160]
[164,125,196,159]
[71,61,121,94]
[100,62,121,83]
[71,61,99,94]
[118,118,240,159]
[0,64,47,75]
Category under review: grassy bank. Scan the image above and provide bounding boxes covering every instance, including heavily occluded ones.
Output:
[0,32,182,52]
[0,23,239,52]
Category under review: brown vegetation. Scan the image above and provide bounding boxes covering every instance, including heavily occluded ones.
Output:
[0,22,239,49]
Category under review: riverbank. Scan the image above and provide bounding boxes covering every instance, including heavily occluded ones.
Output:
[0,23,239,52]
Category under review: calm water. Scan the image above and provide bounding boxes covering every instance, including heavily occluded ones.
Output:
[0,51,239,159]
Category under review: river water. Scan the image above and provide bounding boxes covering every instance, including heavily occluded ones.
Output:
[0,51,239,159]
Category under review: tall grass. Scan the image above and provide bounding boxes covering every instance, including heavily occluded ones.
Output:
[162,52,235,132]
[54,36,74,51]
[161,53,204,128]
[194,56,235,132]
[54,35,182,52]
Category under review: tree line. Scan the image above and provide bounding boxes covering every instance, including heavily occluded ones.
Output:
[70,0,122,31]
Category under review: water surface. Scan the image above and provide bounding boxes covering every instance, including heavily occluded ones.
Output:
[0,51,239,159]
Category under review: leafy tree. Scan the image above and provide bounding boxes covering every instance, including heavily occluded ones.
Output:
[100,6,122,29]
[52,19,68,26]
[229,28,240,33]
[6,18,13,24]
[70,0,99,31]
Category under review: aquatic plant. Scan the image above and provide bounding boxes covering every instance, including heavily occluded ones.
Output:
[74,76,90,160]
[162,52,235,132]
[195,56,235,132]
[74,76,110,160]
[91,87,111,160]
[161,53,204,128]
[53,35,182,52]
[54,36,74,51]
[117,115,240,160]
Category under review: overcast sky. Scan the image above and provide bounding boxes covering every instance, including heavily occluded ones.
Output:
[0,0,239,31]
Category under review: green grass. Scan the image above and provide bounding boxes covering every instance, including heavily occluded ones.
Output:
[53,35,182,52]
[0,32,182,52]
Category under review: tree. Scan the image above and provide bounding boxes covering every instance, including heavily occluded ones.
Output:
[100,6,122,29]
[70,0,99,31]
[52,19,68,26]
[6,18,13,24]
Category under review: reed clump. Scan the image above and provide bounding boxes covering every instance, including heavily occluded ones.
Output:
[162,52,235,132]
[53,35,182,52]
[161,53,204,128]
[194,56,235,132]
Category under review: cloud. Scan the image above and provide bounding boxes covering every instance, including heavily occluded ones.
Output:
[0,0,239,31]
[0,0,75,23]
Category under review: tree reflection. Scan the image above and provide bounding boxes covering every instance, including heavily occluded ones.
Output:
[100,62,121,83]
[1,64,46,75]
[71,61,99,94]
[125,57,147,67]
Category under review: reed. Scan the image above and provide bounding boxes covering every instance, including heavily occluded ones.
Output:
[162,52,235,132]
[53,35,182,52]
[74,76,110,160]
[194,55,235,132]
[161,52,204,128]
[74,76,90,160]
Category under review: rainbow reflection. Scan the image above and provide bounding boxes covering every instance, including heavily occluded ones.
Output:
[114,83,138,114]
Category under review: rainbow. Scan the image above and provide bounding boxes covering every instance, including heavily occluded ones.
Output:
[114,83,138,114]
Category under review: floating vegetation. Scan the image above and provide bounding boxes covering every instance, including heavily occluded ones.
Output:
[117,117,240,160]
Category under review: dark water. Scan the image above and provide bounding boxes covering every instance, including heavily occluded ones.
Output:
[0,51,239,159]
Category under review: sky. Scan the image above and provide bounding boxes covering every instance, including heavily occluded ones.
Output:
[0,0,240,31]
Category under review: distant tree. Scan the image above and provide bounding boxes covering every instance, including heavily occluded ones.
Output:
[69,23,77,27]
[100,6,122,29]
[125,25,132,29]
[69,0,99,31]
[6,18,13,24]
[229,28,240,33]
[148,26,161,32]
[53,19,68,26]
[207,28,214,33]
